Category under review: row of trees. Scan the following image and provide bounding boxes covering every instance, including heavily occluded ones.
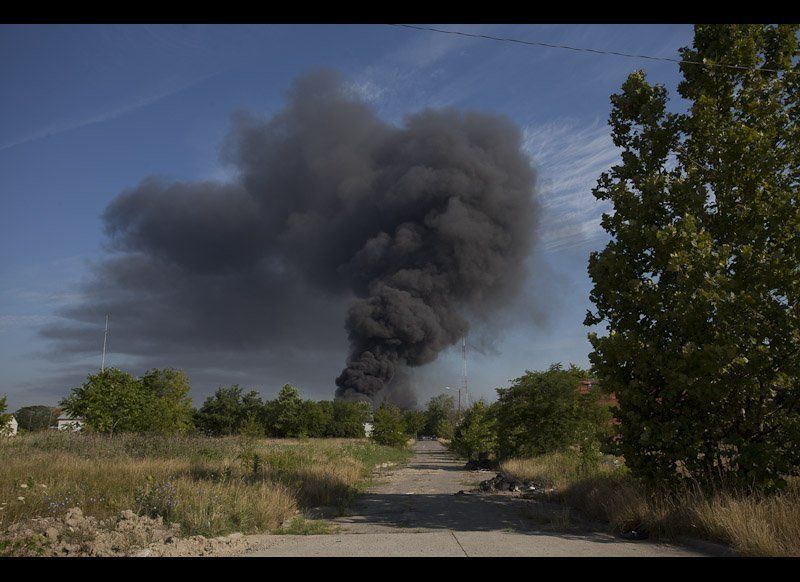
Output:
[449,364,614,463]
[54,368,370,438]
[11,405,62,432]
[370,393,463,447]
[193,384,371,438]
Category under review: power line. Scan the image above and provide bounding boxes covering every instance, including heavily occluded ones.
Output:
[387,24,798,75]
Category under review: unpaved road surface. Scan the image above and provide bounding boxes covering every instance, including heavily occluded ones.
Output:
[242,441,711,557]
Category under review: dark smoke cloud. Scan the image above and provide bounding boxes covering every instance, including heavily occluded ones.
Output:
[42,70,538,404]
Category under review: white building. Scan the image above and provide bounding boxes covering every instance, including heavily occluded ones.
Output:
[2,415,18,436]
[56,414,84,432]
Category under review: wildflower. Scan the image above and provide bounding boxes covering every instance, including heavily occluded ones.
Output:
[20,484,28,489]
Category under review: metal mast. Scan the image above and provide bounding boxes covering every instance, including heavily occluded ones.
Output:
[101,314,109,372]
[461,335,468,409]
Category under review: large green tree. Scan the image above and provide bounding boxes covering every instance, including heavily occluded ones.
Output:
[586,24,800,489]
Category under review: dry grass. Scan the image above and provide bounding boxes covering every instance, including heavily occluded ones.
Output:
[501,452,800,556]
[500,453,621,489]
[0,432,409,538]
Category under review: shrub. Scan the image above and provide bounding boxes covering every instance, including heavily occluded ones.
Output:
[270,384,305,437]
[139,369,194,435]
[423,394,456,438]
[495,364,612,459]
[0,395,12,436]
[60,369,146,434]
[61,368,197,435]
[327,400,369,438]
[451,400,497,462]
[371,403,408,448]
[403,409,426,438]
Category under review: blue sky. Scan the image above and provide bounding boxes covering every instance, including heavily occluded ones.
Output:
[0,24,694,409]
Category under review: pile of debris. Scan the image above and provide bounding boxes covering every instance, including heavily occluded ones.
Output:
[478,473,540,493]
[0,507,257,557]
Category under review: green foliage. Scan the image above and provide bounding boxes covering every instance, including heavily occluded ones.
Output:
[61,368,196,435]
[195,384,369,439]
[327,400,369,438]
[298,400,332,438]
[61,369,146,434]
[451,400,498,462]
[0,394,12,436]
[271,384,305,438]
[139,369,194,435]
[402,409,426,437]
[13,406,59,432]
[495,364,612,460]
[194,385,262,436]
[239,415,265,438]
[423,394,456,438]
[371,402,408,448]
[586,24,800,490]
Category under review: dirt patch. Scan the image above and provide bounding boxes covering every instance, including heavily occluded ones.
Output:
[0,507,259,557]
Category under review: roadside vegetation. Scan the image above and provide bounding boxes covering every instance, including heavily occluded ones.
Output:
[2,23,797,558]
[0,432,409,554]
[447,24,800,557]
[370,392,462,449]
[0,396,11,436]
[500,454,800,557]
[449,362,800,556]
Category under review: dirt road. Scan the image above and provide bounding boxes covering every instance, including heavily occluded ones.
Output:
[242,441,711,557]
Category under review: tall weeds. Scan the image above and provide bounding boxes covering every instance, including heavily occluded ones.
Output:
[501,452,800,556]
[0,433,409,537]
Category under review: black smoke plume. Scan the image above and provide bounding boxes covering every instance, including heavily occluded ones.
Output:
[42,70,538,404]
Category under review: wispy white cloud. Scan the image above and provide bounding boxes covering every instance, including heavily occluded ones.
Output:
[345,79,387,103]
[0,71,222,153]
[352,24,503,118]
[523,118,620,253]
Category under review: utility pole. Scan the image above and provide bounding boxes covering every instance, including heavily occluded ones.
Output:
[101,314,109,372]
[461,335,468,413]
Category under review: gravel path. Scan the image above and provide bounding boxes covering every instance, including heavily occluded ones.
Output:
[241,441,711,557]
